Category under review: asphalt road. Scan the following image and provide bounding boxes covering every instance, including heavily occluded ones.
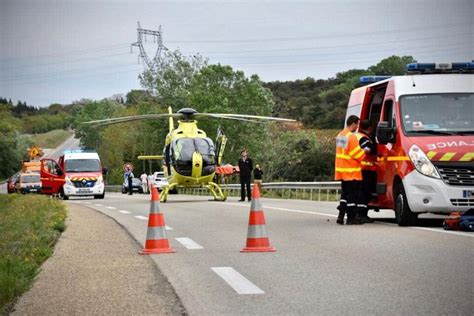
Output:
[66,193,473,315]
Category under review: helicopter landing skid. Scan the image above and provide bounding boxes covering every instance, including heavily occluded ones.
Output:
[160,184,176,203]
[206,182,227,201]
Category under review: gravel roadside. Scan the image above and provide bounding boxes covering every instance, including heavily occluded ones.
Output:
[12,203,186,315]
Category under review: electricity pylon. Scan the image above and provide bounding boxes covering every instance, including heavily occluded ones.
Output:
[131,22,168,70]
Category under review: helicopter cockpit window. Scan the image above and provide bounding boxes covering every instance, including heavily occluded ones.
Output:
[172,138,194,162]
[171,138,216,164]
[195,138,216,164]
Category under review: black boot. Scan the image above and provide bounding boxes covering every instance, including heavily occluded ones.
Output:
[336,209,345,225]
[346,217,364,225]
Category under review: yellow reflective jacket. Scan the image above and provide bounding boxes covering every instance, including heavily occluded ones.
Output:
[335,128,365,181]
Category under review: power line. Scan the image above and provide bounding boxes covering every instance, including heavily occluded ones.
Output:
[166,22,469,44]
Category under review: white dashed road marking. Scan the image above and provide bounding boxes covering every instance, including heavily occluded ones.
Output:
[94,204,103,206]
[175,237,203,249]
[135,215,148,220]
[225,202,474,238]
[165,225,173,231]
[119,210,131,214]
[106,206,116,210]
[211,267,264,295]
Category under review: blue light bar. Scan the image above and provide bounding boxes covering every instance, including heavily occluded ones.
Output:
[359,76,391,84]
[406,62,474,72]
[63,149,96,154]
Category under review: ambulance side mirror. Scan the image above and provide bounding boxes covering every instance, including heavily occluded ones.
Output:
[376,121,396,144]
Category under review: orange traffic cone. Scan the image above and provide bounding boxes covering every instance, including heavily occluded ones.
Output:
[241,184,276,253]
[140,185,175,254]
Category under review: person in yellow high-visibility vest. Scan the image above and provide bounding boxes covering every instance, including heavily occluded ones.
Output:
[335,115,366,225]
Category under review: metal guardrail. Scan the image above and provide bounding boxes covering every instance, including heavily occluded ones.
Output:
[105,182,342,201]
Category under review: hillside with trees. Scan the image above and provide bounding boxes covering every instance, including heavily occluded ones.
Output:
[0,100,73,178]
[2,55,415,182]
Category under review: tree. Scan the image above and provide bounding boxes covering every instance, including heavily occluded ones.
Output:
[368,55,415,76]
[139,50,207,108]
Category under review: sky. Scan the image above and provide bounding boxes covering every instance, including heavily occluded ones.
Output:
[1,0,472,107]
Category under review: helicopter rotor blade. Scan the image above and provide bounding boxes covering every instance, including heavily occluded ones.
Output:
[200,114,266,123]
[195,113,296,122]
[83,113,182,126]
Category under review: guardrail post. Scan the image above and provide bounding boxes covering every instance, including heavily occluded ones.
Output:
[326,189,329,201]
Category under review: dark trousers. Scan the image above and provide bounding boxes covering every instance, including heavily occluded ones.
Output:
[338,180,361,220]
[128,177,133,195]
[240,177,251,201]
[357,170,377,217]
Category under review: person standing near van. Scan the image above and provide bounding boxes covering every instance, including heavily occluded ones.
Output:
[238,149,253,202]
[124,167,134,195]
[357,120,377,223]
[140,172,148,194]
[253,164,263,191]
[335,115,366,225]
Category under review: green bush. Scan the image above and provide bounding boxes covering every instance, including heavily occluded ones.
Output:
[0,195,67,313]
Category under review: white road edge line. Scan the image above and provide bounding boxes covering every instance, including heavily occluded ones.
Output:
[211,267,264,295]
[119,210,131,214]
[175,237,203,249]
[411,226,474,237]
[224,203,474,238]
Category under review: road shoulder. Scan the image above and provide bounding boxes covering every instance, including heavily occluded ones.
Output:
[12,203,186,315]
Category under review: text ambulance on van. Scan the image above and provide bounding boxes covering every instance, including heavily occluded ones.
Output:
[346,62,473,226]
[40,150,105,200]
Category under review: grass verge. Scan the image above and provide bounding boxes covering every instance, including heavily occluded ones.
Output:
[31,129,73,149]
[0,195,67,314]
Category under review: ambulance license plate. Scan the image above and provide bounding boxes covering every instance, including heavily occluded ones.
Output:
[78,189,92,194]
[463,190,474,198]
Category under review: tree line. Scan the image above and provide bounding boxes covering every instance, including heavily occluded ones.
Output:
[2,54,414,182]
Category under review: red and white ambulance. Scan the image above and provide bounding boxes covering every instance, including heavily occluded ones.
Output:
[346,62,473,225]
[40,150,105,200]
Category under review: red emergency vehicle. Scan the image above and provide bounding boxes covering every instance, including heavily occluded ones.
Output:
[40,150,105,200]
[346,62,473,226]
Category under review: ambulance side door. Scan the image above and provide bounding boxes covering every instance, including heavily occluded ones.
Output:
[40,159,65,195]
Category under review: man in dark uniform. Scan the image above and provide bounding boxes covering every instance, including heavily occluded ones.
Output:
[357,120,377,223]
[238,149,253,202]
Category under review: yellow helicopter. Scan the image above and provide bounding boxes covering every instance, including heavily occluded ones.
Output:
[85,107,295,202]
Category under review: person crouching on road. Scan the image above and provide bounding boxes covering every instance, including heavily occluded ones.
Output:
[357,120,377,223]
[335,115,366,225]
[238,149,253,202]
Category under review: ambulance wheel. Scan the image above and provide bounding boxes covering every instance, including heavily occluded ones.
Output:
[60,189,69,200]
[94,193,105,199]
[394,183,418,226]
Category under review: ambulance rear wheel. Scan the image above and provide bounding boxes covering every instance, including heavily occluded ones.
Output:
[394,183,418,226]
[60,188,69,200]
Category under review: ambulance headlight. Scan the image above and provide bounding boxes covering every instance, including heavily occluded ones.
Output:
[65,177,73,186]
[408,145,440,179]
[97,175,103,184]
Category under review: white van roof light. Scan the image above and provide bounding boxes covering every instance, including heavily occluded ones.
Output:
[359,76,391,85]
[406,62,474,73]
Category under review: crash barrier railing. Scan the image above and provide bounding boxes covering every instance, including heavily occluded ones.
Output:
[105,182,342,202]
